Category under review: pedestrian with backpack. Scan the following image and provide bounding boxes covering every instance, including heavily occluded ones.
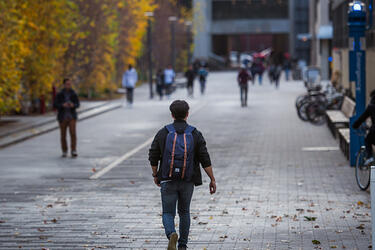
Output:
[148,100,216,250]
[198,67,208,95]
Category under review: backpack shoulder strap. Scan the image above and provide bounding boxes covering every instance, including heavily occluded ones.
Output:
[185,125,195,134]
[165,124,176,133]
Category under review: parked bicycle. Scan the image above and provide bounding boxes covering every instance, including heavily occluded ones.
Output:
[354,125,371,191]
[295,83,343,125]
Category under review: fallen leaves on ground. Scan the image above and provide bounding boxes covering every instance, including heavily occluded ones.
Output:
[356,224,365,230]
[304,216,317,221]
[312,240,321,245]
[92,168,97,173]
[198,222,208,225]
[51,218,57,223]
[46,204,53,208]
[357,201,364,206]
[37,228,45,232]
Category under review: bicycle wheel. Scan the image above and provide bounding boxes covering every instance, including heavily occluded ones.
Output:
[306,101,326,125]
[297,101,310,121]
[355,147,371,191]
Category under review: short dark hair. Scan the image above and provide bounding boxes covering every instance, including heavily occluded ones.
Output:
[128,64,133,69]
[170,100,189,120]
[63,78,70,84]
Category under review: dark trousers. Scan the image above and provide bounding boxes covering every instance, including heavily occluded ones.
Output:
[165,84,173,96]
[59,119,77,153]
[240,85,248,106]
[199,80,206,94]
[126,87,134,104]
[161,180,194,248]
[365,131,375,157]
[156,84,164,99]
[187,81,194,96]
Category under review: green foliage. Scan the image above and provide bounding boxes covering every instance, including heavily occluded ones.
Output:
[0,0,156,114]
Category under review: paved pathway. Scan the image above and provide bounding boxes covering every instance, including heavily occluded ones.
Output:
[0,72,371,249]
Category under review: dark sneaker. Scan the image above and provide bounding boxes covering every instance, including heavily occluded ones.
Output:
[168,232,178,250]
[71,151,78,157]
[62,152,67,158]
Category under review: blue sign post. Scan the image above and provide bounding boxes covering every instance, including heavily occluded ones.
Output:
[348,1,367,166]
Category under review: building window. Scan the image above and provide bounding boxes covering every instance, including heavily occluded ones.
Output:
[212,0,289,20]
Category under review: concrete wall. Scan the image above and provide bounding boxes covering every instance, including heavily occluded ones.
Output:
[332,48,375,104]
[332,48,350,90]
[193,0,212,59]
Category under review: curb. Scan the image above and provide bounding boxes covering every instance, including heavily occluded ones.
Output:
[0,102,121,149]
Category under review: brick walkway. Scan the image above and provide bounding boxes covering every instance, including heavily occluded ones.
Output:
[0,72,371,249]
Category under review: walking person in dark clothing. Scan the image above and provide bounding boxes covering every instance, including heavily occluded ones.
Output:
[54,78,80,157]
[353,90,375,165]
[237,67,252,107]
[198,67,208,95]
[184,65,196,97]
[156,69,165,100]
[148,100,216,250]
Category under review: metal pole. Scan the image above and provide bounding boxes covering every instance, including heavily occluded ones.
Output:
[147,18,153,99]
[371,166,375,248]
[171,20,176,70]
[187,24,192,67]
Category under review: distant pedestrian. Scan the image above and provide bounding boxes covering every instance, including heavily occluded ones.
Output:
[250,58,265,85]
[273,65,283,88]
[198,67,208,95]
[156,69,165,100]
[164,65,175,99]
[184,65,196,97]
[149,100,216,250]
[237,67,252,107]
[122,64,138,107]
[284,58,292,81]
[54,78,80,158]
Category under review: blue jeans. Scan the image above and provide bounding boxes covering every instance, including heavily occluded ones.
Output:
[160,180,194,247]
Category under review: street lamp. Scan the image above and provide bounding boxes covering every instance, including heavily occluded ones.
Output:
[185,21,193,67]
[168,16,177,70]
[145,11,154,99]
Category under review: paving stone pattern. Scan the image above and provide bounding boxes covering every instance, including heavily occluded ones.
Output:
[0,72,371,249]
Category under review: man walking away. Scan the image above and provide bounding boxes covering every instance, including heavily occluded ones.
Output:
[184,65,196,97]
[149,100,216,250]
[156,69,165,100]
[122,64,138,107]
[54,78,80,157]
[164,65,175,99]
[237,67,251,107]
[198,67,208,95]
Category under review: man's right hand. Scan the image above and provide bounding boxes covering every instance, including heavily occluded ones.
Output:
[154,177,160,187]
[209,180,216,194]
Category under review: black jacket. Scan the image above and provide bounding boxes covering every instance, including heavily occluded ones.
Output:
[353,104,375,130]
[54,89,80,122]
[148,120,212,186]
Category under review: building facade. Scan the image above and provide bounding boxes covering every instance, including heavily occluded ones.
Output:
[193,0,310,64]
[310,0,333,80]
[331,0,375,102]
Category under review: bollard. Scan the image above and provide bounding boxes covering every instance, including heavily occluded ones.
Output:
[371,166,375,248]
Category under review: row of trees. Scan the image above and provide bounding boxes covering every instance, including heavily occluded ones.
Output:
[0,0,192,115]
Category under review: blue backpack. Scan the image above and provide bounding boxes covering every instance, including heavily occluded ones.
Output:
[161,124,195,181]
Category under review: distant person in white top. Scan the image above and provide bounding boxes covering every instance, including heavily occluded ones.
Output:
[164,65,175,99]
[122,64,138,107]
